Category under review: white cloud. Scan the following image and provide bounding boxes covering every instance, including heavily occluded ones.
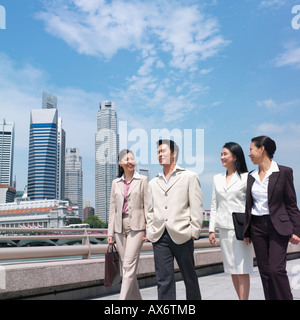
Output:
[273,43,300,69]
[256,122,285,134]
[36,0,229,71]
[35,1,230,125]
[257,98,300,112]
[200,68,213,75]
[138,57,157,76]
[259,0,287,9]
[255,122,300,144]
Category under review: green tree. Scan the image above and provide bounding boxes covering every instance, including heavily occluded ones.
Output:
[83,215,108,228]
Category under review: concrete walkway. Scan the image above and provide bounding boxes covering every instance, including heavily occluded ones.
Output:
[94,258,300,300]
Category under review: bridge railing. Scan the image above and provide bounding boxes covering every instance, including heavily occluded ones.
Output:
[0,227,219,261]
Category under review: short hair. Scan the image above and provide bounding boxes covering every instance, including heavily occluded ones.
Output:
[251,136,276,159]
[156,139,179,162]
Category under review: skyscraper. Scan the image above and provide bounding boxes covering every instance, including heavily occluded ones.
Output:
[0,119,15,187]
[28,92,66,200]
[27,108,58,200]
[42,91,58,109]
[65,148,83,220]
[56,117,66,200]
[95,101,118,222]
[27,92,66,201]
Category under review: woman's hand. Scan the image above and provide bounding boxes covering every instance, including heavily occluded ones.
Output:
[290,234,300,245]
[209,232,217,246]
[107,236,114,244]
[244,237,252,245]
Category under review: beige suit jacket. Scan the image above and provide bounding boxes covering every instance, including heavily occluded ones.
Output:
[108,173,148,236]
[146,166,203,245]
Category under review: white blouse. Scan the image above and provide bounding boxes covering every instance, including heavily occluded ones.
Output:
[250,161,279,216]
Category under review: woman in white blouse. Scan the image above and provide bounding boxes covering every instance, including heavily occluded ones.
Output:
[209,142,253,300]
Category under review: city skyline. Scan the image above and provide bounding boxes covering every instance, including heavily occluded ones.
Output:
[1,1,300,208]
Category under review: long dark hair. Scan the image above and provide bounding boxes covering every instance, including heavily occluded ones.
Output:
[118,149,134,178]
[223,142,248,176]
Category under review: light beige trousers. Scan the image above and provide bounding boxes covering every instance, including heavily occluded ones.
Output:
[115,216,145,300]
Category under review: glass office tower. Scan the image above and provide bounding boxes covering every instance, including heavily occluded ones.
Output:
[27,109,58,200]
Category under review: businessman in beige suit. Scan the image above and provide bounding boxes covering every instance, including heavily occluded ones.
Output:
[146,139,203,300]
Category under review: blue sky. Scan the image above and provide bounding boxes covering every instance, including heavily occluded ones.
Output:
[1,0,300,209]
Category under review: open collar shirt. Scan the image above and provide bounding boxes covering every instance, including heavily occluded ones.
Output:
[158,164,184,184]
[119,171,139,215]
[250,160,279,216]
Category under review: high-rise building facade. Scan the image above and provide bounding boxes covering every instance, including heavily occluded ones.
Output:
[0,119,15,187]
[65,148,83,220]
[27,92,66,201]
[95,101,118,222]
[42,91,58,109]
[27,108,58,200]
[56,117,66,200]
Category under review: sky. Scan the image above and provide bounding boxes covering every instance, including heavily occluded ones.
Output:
[1,0,300,209]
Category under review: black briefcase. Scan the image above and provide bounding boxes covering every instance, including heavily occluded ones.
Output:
[232,212,245,241]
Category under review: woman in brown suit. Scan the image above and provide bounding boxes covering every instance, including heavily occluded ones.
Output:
[244,136,300,300]
[107,149,148,300]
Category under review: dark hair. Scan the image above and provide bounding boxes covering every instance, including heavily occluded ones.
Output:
[251,136,276,159]
[156,139,179,162]
[118,149,134,177]
[223,142,248,176]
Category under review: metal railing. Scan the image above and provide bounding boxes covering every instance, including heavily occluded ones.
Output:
[0,228,219,262]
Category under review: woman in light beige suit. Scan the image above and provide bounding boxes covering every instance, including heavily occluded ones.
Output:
[209,142,253,300]
[107,149,148,300]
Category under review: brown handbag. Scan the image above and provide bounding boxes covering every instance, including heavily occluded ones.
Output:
[104,243,121,287]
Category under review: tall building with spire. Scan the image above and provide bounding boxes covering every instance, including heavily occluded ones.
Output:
[0,119,15,187]
[95,101,118,222]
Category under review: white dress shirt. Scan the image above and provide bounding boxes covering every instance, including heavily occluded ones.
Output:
[250,160,279,216]
[158,164,183,184]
